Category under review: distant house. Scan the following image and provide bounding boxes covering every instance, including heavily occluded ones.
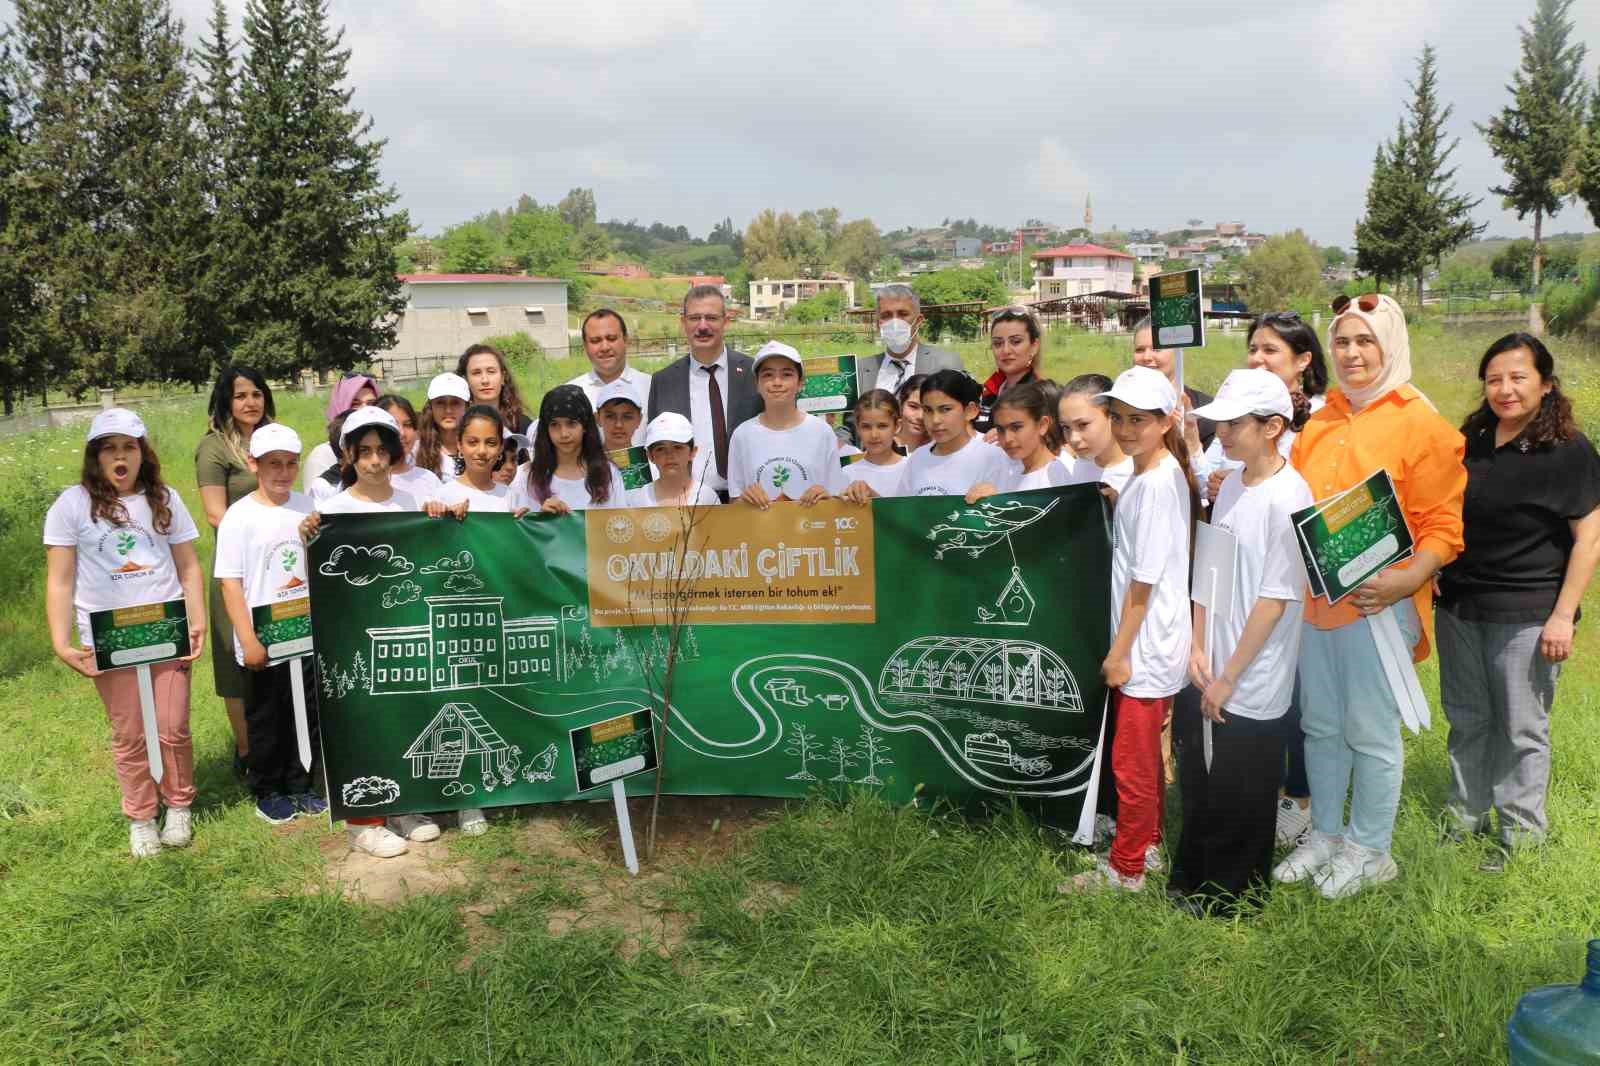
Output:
[1216,222,1246,237]
[749,276,857,319]
[665,274,733,302]
[1127,242,1168,263]
[1030,243,1137,299]
[941,237,983,258]
[391,274,568,358]
[1014,225,1054,246]
[984,238,1022,255]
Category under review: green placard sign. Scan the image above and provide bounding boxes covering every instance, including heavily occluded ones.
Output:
[1292,469,1414,604]
[306,488,1112,829]
[571,709,658,792]
[798,355,863,414]
[252,596,313,664]
[1149,268,1205,349]
[609,446,654,491]
[89,598,188,672]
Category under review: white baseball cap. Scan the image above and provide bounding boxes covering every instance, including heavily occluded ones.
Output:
[644,412,696,448]
[752,340,804,376]
[427,372,470,402]
[249,422,303,458]
[1191,368,1293,423]
[1098,366,1178,415]
[87,408,147,442]
[594,379,643,410]
[339,404,401,447]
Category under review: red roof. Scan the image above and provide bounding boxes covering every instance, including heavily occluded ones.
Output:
[398,273,566,284]
[1029,243,1134,261]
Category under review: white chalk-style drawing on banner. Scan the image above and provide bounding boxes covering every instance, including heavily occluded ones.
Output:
[879,636,1082,714]
[419,549,484,594]
[925,497,1059,627]
[521,742,559,783]
[766,677,814,708]
[403,702,524,793]
[826,736,858,782]
[318,543,415,586]
[382,579,422,609]
[784,722,822,780]
[853,729,894,785]
[367,596,565,694]
[963,732,1051,777]
[341,775,401,807]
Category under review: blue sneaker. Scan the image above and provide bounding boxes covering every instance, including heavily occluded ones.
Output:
[291,793,328,818]
[255,794,297,825]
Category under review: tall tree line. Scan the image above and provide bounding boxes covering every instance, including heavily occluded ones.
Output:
[0,0,407,410]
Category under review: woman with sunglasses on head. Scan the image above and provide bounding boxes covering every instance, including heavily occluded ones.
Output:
[977,307,1043,434]
[1435,333,1600,870]
[1273,292,1465,900]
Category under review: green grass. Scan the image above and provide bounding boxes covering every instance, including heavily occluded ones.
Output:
[3,321,1600,1063]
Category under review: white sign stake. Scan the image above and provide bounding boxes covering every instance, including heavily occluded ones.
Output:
[288,661,312,772]
[135,663,163,783]
[1204,566,1219,772]
[1368,607,1430,734]
[611,779,639,875]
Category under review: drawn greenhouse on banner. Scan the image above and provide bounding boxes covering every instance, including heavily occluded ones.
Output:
[878,636,1082,714]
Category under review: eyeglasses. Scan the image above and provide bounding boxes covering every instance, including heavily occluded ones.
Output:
[683,313,724,325]
[1330,293,1381,315]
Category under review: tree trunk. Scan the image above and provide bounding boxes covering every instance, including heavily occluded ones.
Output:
[1416,270,1426,309]
[1532,210,1544,290]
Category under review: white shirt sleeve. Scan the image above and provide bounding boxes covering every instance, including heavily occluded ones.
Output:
[41,489,82,547]
[1128,476,1179,586]
[725,423,752,497]
[213,504,247,580]
[1259,486,1309,601]
[165,489,201,544]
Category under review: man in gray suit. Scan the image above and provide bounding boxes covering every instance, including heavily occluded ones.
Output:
[646,284,760,499]
[839,283,965,444]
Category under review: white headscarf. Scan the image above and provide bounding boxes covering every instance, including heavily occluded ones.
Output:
[1329,293,1410,409]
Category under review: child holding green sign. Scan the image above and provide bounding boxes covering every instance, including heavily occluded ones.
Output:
[44,409,206,857]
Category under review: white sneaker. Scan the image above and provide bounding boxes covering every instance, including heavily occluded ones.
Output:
[458,808,488,836]
[388,814,440,842]
[1273,829,1342,883]
[129,818,161,858]
[1274,797,1312,847]
[349,824,408,858]
[1144,844,1166,874]
[159,807,193,848]
[1318,840,1399,899]
[1058,857,1145,894]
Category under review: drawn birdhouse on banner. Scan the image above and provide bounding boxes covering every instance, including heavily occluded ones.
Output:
[977,566,1036,627]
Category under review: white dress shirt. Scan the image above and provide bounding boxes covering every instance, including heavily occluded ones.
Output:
[686,347,730,494]
[565,363,653,406]
[874,346,920,394]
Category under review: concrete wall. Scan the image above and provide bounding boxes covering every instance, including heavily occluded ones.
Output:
[390,280,569,357]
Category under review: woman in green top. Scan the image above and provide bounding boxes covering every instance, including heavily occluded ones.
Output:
[195,366,275,769]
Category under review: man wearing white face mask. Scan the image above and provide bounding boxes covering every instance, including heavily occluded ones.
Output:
[839,284,964,445]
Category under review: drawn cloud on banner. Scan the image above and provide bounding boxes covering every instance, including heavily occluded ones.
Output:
[382,580,422,608]
[420,550,475,576]
[319,544,415,586]
[341,776,401,807]
[443,572,484,593]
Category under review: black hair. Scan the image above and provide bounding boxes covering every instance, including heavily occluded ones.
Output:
[376,393,416,425]
[920,368,981,407]
[207,365,276,464]
[989,305,1042,343]
[896,374,928,406]
[338,423,406,487]
[993,379,1063,453]
[581,308,629,339]
[1460,332,1577,447]
[1061,372,1113,400]
[1247,312,1329,398]
[528,387,613,504]
[854,388,901,421]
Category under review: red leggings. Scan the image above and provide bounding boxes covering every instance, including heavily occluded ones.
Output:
[1108,692,1171,878]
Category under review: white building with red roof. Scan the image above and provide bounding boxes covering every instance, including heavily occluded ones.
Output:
[390,273,569,358]
[1030,244,1136,300]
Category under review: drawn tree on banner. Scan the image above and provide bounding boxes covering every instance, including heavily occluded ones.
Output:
[887,656,914,690]
[827,736,859,782]
[316,654,337,700]
[981,661,1004,698]
[682,627,701,660]
[854,731,893,785]
[1042,666,1069,704]
[785,723,821,781]
[351,651,371,693]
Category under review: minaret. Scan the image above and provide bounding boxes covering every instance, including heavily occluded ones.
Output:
[1083,192,1093,232]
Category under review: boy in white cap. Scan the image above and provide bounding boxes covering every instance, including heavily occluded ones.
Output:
[630,413,721,508]
[43,410,207,856]
[594,378,646,452]
[418,372,471,478]
[1169,369,1314,916]
[727,341,840,509]
[213,423,327,828]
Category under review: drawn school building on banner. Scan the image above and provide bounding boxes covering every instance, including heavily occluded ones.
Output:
[366,594,569,694]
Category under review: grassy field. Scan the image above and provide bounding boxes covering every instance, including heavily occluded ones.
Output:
[3,321,1600,1063]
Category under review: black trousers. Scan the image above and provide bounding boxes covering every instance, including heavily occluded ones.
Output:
[1171,704,1286,910]
[244,657,321,799]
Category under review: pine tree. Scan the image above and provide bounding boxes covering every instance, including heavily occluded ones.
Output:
[1477,0,1589,288]
[1402,45,1484,303]
[1575,69,1600,229]
[0,57,37,414]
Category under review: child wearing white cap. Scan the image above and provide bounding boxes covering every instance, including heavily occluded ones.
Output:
[1063,366,1197,894]
[629,413,721,508]
[43,410,207,857]
[417,373,471,479]
[1169,369,1314,916]
[594,379,647,452]
[213,422,329,830]
[727,342,841,509]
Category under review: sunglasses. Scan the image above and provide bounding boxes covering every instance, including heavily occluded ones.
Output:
[990,305,1035,323]
[1258,310,1302,324]
[1330,293,1381,315]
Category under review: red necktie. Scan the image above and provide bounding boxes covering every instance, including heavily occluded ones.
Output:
[704,364,728,479]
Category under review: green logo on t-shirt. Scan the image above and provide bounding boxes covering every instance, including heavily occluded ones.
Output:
[771,464,792,490]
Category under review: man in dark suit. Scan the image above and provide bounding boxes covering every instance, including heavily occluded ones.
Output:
[646,284,760,499]
[838,283,965,444]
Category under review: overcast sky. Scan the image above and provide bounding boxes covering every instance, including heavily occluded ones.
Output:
[70,1,1600,246]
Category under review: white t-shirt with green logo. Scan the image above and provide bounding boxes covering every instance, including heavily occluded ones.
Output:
[726,415,841,500]
[213,491,314,665]
[43,485,200,647]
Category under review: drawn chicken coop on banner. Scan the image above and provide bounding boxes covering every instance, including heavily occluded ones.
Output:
[877,636,1083,713]
[402,702,517,783]
[365,594,570,695]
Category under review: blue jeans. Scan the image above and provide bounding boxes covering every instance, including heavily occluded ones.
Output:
[1296,602,1421,853]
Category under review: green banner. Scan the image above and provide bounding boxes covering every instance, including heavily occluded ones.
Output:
[89,598,188,672]
[798,355,863,414]
[608,446,653,491]
[307,487,1111,828]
